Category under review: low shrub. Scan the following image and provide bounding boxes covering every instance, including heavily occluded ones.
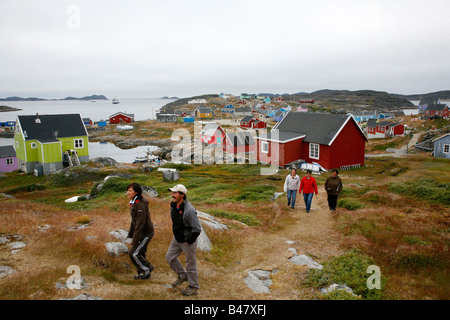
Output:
[204,208,260,226]
[388,178,449,206]
[304,250,385,300]
[6,183,45,194]
[337,198,365,210]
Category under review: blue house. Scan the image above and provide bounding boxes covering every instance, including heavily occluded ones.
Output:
[379,113,395,119]
[349,112,378,122]
[0,121,16,129]
[432,133,450,159]
[222,104,234,114]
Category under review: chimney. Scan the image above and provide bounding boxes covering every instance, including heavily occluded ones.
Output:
[35,113,41,124]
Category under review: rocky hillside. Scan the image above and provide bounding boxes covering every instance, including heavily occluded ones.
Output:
[281,90,417,112]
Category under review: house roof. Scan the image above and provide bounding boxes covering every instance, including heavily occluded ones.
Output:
[17,114,88,141]
[109,112,134,118]
[225,131,255,146]
[0,145,16,158]
[267,112,367,145]
[202,123,222,136]
[197,107,212,113]
[427,104,448,111]
[432,133,450,143]
[241,115,255,122]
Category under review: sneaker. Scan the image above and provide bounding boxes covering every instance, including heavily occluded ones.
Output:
[182,285,198,296]
[172,276,188,287]
[134,272,150,280]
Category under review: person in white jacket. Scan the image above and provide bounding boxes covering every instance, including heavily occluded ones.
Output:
[284,168,300,209]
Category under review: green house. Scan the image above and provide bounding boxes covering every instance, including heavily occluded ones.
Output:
[14,113,89,175]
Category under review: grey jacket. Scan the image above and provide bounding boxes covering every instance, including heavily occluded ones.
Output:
[170,199,202,244]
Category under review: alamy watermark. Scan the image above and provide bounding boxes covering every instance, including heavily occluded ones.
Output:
[170,120,279,175]
[66,265,82,290]
[367,265,381,290]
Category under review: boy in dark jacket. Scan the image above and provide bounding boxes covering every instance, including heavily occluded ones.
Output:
[127,182,155,280]
[165,184,202,296]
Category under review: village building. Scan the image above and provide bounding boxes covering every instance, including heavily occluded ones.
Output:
[195,106,213,119]
[0,145,17,173]
[201,123,225,145]
[251,119,267,129]
[234,106,253,117]
[419,97,441,113]
[14,113,89,175]
[240,115,258,128]
[366,119,405,139]
[432,133,450,159]
[108,112,134,124]
[350,111,378,122]
[156,112,178,123]
[256,112,367,170]
[223,131,255,156]
[424,104,449,118]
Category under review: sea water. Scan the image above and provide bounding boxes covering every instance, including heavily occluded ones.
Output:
[0,97,174,163]
[0,97,175,122]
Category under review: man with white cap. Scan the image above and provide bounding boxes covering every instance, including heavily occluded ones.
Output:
[165,184,202,296]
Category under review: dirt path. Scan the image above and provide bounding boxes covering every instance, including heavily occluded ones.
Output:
[366,133,420,158]
[196,190,345,299]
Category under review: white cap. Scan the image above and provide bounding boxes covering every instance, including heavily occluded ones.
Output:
[168,184,187,194]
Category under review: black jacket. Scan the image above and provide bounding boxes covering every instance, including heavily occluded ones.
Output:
[170,199,201,244]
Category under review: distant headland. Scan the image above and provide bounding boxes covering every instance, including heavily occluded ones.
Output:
[0,94,108,102]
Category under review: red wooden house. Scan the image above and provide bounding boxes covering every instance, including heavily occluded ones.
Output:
[256,112,367,170]
[240,116,257,128]
[201,123,226,145]
[251,120,267,129]
[366,119,405,139]
[223,131,255,155]
[424,104,449,118]
[109,112,134,124]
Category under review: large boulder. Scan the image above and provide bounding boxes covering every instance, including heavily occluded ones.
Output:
[105,242,128,256]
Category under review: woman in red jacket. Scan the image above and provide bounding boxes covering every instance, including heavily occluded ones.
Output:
[299,170,318,213]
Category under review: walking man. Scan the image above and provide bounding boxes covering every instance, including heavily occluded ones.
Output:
[127,182,155,280]
[284,168,300,209]
[166,184,202,296]
[324,169,343,211]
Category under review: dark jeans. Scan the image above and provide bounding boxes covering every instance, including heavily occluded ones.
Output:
[327,194,338,210]
[303,193,314,212]
[129,233,154,274]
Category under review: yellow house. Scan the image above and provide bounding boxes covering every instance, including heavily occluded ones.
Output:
[195,106,213,119]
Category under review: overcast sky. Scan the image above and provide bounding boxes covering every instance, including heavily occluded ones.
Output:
[0,0,449,98]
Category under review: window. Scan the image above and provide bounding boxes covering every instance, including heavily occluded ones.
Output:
[309,143,319,159]
[444,144,449,154]
[261,141,269,154]
[30,142,37,149]
[6,158,14,165]
[74,139,83,149]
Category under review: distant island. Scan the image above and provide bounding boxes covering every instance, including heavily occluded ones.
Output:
[0,105,22,112]
[160,96,179,100]
[0,94,108,101]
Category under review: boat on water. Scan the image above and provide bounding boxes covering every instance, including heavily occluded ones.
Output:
[133,148,161,164]
[112,97,120,104]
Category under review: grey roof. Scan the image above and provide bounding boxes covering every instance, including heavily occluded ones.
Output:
[270,112,366,145]
[0,145,16,158]
[17,114,87,141]
[226,131,255,146]
[241,115,255,122]
[257,131,304,142]
[427,104,448,111]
